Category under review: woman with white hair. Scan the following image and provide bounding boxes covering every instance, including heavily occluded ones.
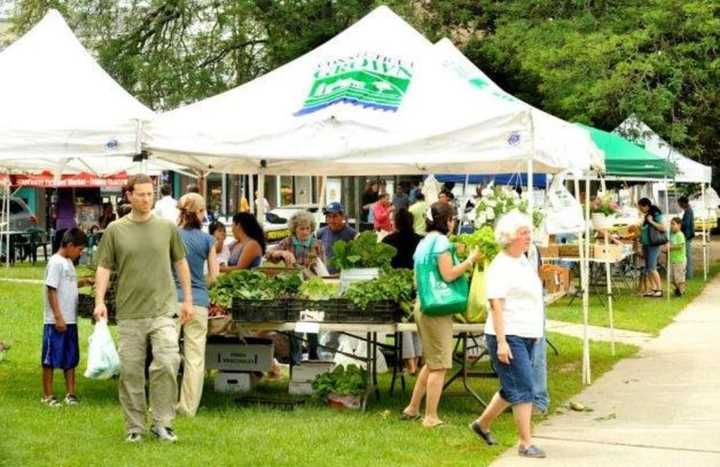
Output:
[266,210,325,275]
[469,211,546,459]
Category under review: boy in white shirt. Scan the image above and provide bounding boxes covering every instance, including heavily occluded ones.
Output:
[41,228,91,407]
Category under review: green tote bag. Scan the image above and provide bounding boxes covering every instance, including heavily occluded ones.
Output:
[415,236,469,316]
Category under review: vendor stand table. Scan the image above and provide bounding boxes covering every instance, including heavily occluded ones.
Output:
[543,252,637,306]
[233,321,396,411]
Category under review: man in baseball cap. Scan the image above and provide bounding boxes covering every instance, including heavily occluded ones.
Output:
[318,202,356,274]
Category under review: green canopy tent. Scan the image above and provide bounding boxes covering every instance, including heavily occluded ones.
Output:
[578,124,676,178]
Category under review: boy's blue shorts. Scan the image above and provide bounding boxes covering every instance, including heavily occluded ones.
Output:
[41,324,79,370]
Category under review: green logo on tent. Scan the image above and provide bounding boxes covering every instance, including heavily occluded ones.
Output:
[469,77,488,90]
[296,54,414,116]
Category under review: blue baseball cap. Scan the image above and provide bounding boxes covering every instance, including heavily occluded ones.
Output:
[323,202,345,214]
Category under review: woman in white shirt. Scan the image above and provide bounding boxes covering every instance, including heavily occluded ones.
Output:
[469,211,546,459]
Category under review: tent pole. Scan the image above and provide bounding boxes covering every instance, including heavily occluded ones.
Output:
[249,174,255,215]
[3,181,9,268]
[584,176,592,384]
[318,176,327,212]
[354,177,361,232]
[702,183,708,280]
[665,179,671,302]
[257,167,266,228]
[574,175,590,385]
[604,228,615,355]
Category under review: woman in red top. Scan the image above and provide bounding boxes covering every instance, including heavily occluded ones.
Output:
[372,193,393,233]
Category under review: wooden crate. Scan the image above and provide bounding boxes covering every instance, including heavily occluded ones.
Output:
[539,244,560,258]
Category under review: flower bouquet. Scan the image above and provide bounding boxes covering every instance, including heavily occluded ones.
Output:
[589,193,620,230]
[474,185,544,229]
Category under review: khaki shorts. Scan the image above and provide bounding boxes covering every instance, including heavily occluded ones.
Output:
[414,302,454,370]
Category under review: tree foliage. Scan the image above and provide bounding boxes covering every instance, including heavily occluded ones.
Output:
[7,0,720,182]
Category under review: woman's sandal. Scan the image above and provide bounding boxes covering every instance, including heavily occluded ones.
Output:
[422,418,447,428]
[399,411,422,421]
[469,420,497,445]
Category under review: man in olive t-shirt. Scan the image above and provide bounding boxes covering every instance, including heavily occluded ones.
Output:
[94,174,193,443]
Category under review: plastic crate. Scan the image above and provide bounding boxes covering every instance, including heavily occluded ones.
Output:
[334,299,402,323]
[232,298,289,322]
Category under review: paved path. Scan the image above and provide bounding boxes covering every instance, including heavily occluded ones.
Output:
[546,319,653,347]
[0,277,42,284]
[492,275,720,467]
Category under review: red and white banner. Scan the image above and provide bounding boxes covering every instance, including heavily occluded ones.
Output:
[11,170,128,188]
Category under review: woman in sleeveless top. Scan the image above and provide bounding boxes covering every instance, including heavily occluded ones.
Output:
[220,213,265,272]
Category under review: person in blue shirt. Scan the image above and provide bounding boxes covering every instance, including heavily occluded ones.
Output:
[678,196,695,279]
[174,193,219,416]
[317,202,357,275]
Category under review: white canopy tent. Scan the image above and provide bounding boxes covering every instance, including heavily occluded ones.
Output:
[0,10,154,161]
[433,38,604,175]
[615,116,711,184]
[145,6,591,179]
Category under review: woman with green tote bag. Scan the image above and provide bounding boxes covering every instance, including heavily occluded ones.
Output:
[401,202,478,428]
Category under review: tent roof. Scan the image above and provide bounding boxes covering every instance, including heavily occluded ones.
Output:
[614,116,711,184]
[0,10,154,160]
[146,7,588,177]
[433,38,604,175]
[578,124,676,178]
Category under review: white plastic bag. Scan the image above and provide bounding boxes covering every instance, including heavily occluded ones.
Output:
[543,171,586,234]
[84,320,120,379]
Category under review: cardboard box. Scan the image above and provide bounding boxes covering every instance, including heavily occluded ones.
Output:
[539,244,560,258]
[291,361,334,383]
[205,336,274,372]
[540,265,571,293]
[214,371,255,394]
[288,381,314,396]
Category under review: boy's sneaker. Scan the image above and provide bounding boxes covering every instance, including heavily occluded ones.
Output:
[151,425,177,443]
[125,432,143,443]
[41,395,61,407]
[64,394,79,406]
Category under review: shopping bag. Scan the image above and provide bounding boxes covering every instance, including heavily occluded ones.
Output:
[543,171,585,235]
[463,264,487,323]
[415,239,469,316]
[84,320,120,380]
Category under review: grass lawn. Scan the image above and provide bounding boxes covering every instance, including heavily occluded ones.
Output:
[0,278,637,467]
[547,262,720,335]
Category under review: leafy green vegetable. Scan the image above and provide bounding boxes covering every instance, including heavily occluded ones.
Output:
[331,231,397,271]
[311,364,367,399]
[208,270,303,308]
[343,270,414,311]
[451,225,500,265]
[299,277,339,301]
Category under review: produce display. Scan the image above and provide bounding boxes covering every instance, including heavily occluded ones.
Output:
[208,267,413,323]
[450,225,500,266]
[208,270,303,309]
[311,364,366,400]
[330,231,396,271]
[343,269,414,312]
[298,277,340,301]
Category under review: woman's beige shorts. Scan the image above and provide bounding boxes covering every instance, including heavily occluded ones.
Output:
[414,302,454,370]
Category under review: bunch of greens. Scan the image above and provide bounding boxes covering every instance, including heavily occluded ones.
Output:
[311,364,366,399]
[343,270,415,311]
[208,270,303,308]
[451,225,500,265]
[475,185,543,229]
[331,231,397,271]
[299,277,339,300]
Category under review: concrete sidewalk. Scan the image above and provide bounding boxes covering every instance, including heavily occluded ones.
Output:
[546,320,653,347]
[492,275,720,467]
